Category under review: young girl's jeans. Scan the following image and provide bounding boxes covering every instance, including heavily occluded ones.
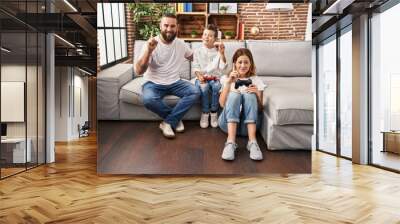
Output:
[218,92,262,136]
[195,79,221,113]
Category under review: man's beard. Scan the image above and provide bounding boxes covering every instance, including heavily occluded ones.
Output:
[161,30,176,43]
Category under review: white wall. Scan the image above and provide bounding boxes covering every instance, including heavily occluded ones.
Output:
[55,67,89,141]
[305,3,312,41]
[55,66,69,141]
[312,45,316,150]
[1,65,40,138]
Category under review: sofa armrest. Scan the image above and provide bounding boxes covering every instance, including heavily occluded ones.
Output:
[97,64,133,120]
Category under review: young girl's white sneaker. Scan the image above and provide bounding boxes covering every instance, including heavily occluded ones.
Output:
[221,141,238,160]
[247,140,263,160]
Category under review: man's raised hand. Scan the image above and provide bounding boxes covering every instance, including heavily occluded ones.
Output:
[147,35,158,52]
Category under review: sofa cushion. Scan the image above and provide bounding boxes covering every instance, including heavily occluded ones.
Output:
[261,76,313,125]
[191,41,245,76]
[134,40,191,80]
[246,40,311,77]
[97,64,133,120]
[119,76,195,106]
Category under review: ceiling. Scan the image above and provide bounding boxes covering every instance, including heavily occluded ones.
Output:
[311,0,390,43]
[0,0,96,74]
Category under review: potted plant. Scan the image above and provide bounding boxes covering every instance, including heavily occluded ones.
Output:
[224,31,235,39]
[219,5,229,14]
[128,3,175,40]
[191,30,198,38]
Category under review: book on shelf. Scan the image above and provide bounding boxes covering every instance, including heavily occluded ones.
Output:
[186,3,192,12]
[177,3,184,13]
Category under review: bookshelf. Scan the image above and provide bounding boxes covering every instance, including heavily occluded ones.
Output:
[208,14,239,40]
[175,3,240,41]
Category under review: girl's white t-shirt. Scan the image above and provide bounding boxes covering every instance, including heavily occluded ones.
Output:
[220,75,266,93]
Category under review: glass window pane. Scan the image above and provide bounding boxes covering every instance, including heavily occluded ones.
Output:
[390,74,400,130]
[97,3,104,27]
[318,36,337,154]
[371,3,400,171]
[1,32,27,177]
[103,3,112,27]
[112,3,120,27]
[119,3,126,27]
[38,33,45,165]
[98,30,107,66]
[340,28,352,158]
[105,29,115,63]
[114,30,122,60]
[27,32,38,168]
[121,29,127,58]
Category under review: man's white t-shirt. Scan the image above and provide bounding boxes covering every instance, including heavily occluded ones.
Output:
[140,36,193,85]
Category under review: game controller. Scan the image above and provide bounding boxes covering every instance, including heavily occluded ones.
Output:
[234,79,252,89]
[203,75,218,81]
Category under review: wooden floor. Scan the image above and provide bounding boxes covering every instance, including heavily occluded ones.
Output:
[1,135,400,223]
[98,121,310,174]
[372,150,400,171]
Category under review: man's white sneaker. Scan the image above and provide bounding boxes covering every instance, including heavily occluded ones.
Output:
[176,120,185,133]
[200,113,210,128]
[159,122,175,138]
[247,140,263,160]
[210,112,218,128]
[221,141,238,161]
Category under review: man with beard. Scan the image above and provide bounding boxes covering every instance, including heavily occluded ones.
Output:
[135,14,200,139]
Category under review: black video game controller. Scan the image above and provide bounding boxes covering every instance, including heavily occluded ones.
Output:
[234,79,252,89]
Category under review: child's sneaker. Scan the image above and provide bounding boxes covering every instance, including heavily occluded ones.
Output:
[247,140,263,160]
[210,112,218,128]
[200,113,209,128]
[221,141,238,160]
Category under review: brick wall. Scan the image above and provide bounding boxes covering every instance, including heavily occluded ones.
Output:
[239,3,308,40]
[107,2,309,71]
[125,4,135,64]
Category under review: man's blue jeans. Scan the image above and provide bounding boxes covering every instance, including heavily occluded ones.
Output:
[218,92,262,136]
[195,79,221,113]
[142,79,200,129]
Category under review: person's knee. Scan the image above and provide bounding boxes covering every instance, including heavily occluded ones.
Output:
[211,82,222,92]
[189,85,201,100]
[243,93,257,104]
[199,84,209,93]
[227,92,241,103]
[142,95,159,108]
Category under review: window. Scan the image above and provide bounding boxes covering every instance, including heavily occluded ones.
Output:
[371,2,400,171]
[97,3,128,67]
[0,2,46,179]
[339,27,352,158]
[317,35,337,155]
[390,74,400,130]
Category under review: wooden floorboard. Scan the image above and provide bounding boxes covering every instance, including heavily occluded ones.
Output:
[1,134,400,223]
[98,121,311,174]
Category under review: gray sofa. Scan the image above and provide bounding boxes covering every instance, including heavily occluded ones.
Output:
[97,40,313,150]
